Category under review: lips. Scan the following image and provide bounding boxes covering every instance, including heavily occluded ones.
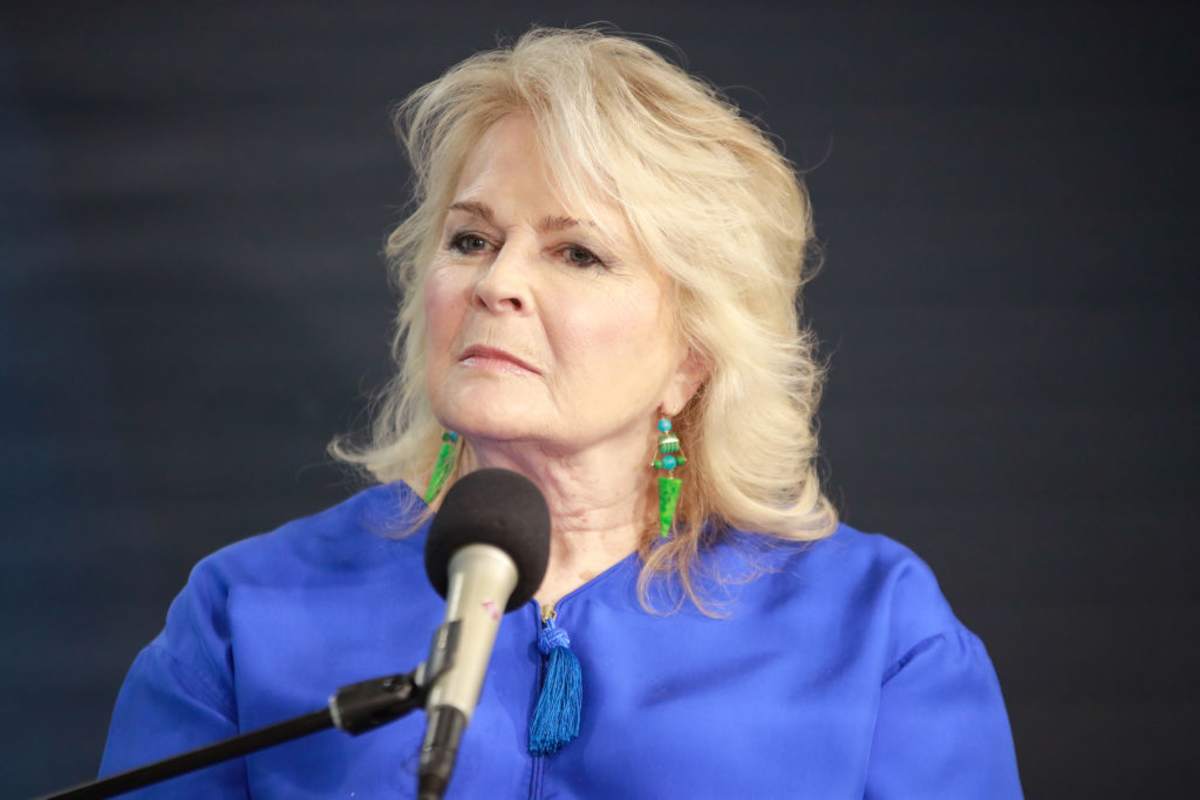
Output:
[458,345,541,374]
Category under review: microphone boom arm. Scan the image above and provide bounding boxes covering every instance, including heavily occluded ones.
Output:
[39,622,461,800]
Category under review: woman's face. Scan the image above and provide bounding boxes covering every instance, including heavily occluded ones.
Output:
[423,114,698,453]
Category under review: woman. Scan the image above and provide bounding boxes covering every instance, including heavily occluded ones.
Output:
[100,26,1023,798]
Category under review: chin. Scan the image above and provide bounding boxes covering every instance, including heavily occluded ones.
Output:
[433,387,550,443]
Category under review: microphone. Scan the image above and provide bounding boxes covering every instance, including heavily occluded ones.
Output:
[418,468,551,800]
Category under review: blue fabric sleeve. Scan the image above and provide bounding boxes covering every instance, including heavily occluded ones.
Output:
[98,559,251,798]
[865,624,1024,799]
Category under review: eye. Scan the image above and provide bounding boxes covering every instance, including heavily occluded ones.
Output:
[560,244,604,269]
[448,232,491,255]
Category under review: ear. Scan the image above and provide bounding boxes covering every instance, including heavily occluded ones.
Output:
[661,347,709,417]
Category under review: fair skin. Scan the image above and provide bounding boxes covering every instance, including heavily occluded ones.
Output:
[421,114,706,609]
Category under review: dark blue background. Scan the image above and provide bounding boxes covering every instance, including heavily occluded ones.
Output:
[3,3,1196,797]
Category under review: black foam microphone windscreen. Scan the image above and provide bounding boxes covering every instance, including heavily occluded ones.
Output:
[424,467,551,610]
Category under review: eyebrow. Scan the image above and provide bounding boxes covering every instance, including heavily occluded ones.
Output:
[446,200,595,233]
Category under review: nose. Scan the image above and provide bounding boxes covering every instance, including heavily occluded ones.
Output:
[471,238,532,314]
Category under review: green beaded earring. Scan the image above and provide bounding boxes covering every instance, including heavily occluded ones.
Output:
[424,430,459,503]
[651,416,686,538]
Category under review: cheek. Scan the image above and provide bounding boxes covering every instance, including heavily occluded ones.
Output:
[423,267,471,381]
[557,285,673,379]
[423,267,467,348]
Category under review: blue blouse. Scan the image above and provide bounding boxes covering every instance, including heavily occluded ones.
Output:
[99,481,1023,798]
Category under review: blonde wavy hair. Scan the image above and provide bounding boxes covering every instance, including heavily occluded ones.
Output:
[331,25,839,612]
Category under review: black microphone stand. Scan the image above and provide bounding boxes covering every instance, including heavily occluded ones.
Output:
[38,622,460,800]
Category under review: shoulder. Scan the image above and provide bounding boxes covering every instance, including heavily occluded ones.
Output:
[157,482,427,656]
[724,521,970,667]
[186,480,426,590]
[827,522,964,649]
[805,522,956,610]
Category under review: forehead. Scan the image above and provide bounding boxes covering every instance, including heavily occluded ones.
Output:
[451,115,630,240]
[457,114,544,183]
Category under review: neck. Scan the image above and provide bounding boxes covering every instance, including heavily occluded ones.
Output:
[457,430,655,608]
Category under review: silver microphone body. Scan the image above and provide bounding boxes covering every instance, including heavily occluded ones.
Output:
[425,542,519,719]
[418,544,520,799]
[417,468,550,799]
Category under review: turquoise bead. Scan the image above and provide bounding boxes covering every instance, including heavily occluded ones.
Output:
[661,454,677,470]
[658,418,672,433]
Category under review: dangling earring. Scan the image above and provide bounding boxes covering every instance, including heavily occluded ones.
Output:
[424,430,459,503]
[651,416,686,538]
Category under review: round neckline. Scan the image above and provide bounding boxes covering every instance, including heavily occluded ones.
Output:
[390,476,643,614]
[531,545,643,617]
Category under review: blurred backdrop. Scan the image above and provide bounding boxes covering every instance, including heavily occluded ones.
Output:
[2,2,1196,797]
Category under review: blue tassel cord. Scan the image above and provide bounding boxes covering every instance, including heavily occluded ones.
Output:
[528,611,582,756]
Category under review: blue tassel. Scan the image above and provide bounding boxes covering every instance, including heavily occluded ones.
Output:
[528,616,582,756]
